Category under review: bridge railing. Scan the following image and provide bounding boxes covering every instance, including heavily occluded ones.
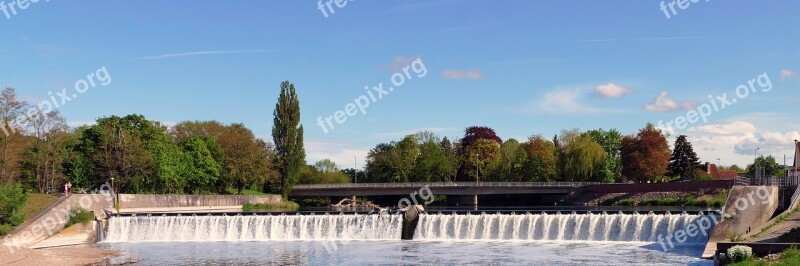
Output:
[294,182,606,189]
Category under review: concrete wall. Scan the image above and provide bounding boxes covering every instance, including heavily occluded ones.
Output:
[703,185,779,257]
[117,194,282,208]
[581,180,733,194]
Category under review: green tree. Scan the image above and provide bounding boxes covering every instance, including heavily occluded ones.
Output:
[79,115,155,193]
[0,183,27,227]
[747,155,782,177]
[365,143,399,182]
[272,81,306,198]
[464,138,500,181]
[585,129,622,183]
[314,159,339,173]
[180,137,222,194]
[523,135,557,182]
[562,134,607,181]
[668,135,701,181]
[412,136,452,182]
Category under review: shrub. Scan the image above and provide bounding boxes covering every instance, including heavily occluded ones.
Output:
[0,184,28,226]
[600,198,616,206]
[727,245,753,262]
[617,199,635,206]
[0,224,13,236]
[64,208,94,228]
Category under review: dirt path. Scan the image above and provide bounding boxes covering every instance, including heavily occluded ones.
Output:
[0,245,117,266]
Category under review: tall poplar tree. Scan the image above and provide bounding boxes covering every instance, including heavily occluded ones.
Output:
[272,81,305,198]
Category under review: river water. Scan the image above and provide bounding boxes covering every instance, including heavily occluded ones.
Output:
[104,241,710,265]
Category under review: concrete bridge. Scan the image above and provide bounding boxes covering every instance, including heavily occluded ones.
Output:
[290,182,605,205]
[290,182,603,197]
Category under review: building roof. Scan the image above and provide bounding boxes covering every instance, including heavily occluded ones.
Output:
[717,170,739,180]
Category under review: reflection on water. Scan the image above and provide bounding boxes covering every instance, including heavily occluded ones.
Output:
[103,241,712,265]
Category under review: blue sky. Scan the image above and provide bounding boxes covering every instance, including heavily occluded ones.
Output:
[1,0,798,168]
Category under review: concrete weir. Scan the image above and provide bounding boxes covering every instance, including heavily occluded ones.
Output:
[702,185,780,259]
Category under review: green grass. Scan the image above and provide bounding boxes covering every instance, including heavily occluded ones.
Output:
[0,194,58,236]
[242,201,299,212]
[225,188,275,196]
[728,247,800,266]
[752,206,800,239]
[63,208,94,228]
[22,194,59,221]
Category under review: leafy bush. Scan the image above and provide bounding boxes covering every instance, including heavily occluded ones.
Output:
[0,184,28,228]
[727,245,753,262]
[0,224,13,235]
[600,198,617,206]
[617,199,635,206]
[64,208,94,228]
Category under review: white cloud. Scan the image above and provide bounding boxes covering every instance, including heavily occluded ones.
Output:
[594,83,633,98]
[781,69,797,81]
[67,120,96,128]
[137,50,278,60]
[442,69,485,80]
[683,121,798,167]
[644,91,695,112]
[523,87,621,114]
[305,139,369,169]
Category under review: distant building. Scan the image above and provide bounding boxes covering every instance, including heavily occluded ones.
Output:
[698,162,739,180]
[791,141,800,176]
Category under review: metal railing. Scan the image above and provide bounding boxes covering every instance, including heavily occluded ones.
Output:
[294,182,606,189]
[736,176,800,188]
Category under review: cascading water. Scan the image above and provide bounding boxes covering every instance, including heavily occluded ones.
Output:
[413,212,713,243]
[104,213,403,243]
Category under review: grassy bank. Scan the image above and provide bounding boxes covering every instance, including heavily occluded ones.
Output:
[243,201,299,211]
[0,193,58,236]
[728,247,800,266]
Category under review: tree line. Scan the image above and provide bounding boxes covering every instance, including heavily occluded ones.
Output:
[0,82,309,197]
[360,124,715,183]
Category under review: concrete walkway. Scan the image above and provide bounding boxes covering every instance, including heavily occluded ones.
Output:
[29,222,97,249]
[116,205,244,214]
[748,209,800,243]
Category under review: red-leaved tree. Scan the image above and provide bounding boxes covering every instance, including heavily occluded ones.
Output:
[621,123,671,183]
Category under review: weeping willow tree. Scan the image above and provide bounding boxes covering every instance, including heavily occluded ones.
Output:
[562,134,607,182]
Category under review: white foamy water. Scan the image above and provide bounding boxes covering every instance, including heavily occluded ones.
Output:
[414,212,712,243]
[104,213,402,242]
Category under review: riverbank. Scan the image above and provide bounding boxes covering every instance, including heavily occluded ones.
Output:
[0,245,118,266]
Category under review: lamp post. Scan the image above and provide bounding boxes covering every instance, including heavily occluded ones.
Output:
[110,177,116,210]
[354,156,357,184]
[475,154,480,184]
